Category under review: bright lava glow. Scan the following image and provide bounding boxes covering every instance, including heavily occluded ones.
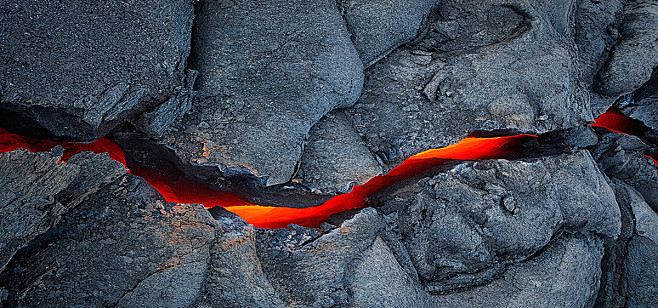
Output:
[0,127,537,228]
[225,134,537,228]
[590,108,657,165]
[0,127,126,165]
[590,107,646,136]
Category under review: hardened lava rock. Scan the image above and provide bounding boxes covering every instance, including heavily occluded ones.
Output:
[373,151,620,294]
[295,110,382,194]
[0,149,126,273]
[336,0,441,67]
[0,0,196,140]
[343,0,625,169]
[595,0,658,97]
[160,0,363,186]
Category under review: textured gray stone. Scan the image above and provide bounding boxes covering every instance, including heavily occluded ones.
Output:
[0,149,125,273]
[345,0,609,168]
[595,0,658,97]
[610,178,658,308]
[625,237,658,308]
[0,0,196,139]
[348,236,434,308]
[163,0,364,186]
[337,0,440,66]
[375,151,619,292]
[256,208,384,307]
[200,213,284,308]
[431,235,604,308]
[296,110,382,194]
[590,131,658,213]
[0,174,216,307]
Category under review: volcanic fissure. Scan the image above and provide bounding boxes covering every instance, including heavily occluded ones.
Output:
[1,107,652,229]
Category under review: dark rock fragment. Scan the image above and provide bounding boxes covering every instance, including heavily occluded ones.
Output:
[590,131,658,212]
[0,149,125,273]
[595,0,658,97]
[256,208,384,307]
[0,174,215,307]
[200,214,284,308]
[0,0,196,140]
[374,151,619,292]
[345,0,605,169]
[162,0,364,186]
[337,0,440,66]
[296,111,382,194]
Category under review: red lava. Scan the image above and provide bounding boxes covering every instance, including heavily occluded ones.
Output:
[590,107,647,136]
[0,127,537,228]
[591,107,657,165]
[0,127,126,165]
[226,134,537,228]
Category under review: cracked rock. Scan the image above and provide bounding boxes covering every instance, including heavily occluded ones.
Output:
[0,0,196,140]
[343,0,617,169]
[255,208,384,307]
[0,173,216,307]
[161,0,364,186]
[0,149,126,273]
[373,151,620,292]
[590,130,658,212]
[296,110,382,194]
[337,0,440,67]
[595,0,658,97]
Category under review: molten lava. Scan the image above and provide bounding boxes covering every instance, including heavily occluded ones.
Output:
[591,108,647,136]
[0,127,126,165]
[591,108,657,165]
[0,127,537,229]
[226,134,537,228]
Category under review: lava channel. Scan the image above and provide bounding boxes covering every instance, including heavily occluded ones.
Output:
[591,107,657,164]
[0,127,537,228]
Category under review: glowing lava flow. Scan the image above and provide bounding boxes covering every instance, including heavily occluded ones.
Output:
[226,134,537,228]
[0,127,126,165]
[591,108,657,164]
[0,127,536,229]
[590,107,648,136]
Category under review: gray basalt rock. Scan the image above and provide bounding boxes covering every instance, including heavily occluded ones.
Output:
[350,234,605,308]
[431,235,605,308]
[595,0,658,97]
[336,0,440,67]
[348,236,434,308]
[0,0,196,140]
[296,110,382,194]
[162,0,364,186]
[608,180,658,308]
[0,149,126,273]
[200,210,284,308]
[344,0,615,168]
[590,131,658,212]
[618,68,658,130]
[256,208,384,307]
[620,99,658,131]
[0,174,216,307]
[574,0,625,86]
[374,151,619,293]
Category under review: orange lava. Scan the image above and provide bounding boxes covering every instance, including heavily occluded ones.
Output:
[0,127,536,229]
[590,108,646,136]
[0,127,126,165]
[127,167,250,208]
[226,134,537,228]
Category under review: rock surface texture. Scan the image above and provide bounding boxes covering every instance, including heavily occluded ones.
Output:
[160,0,363,186]
[344,0,623,170]
[0,0,196,140]
[1,0,658,307]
